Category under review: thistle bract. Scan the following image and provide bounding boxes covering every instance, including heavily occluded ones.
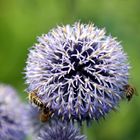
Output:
[37,120,86,140]
[25,22,129,123]
[0,84,27,140]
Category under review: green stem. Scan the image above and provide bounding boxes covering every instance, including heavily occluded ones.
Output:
[80,124,84,134]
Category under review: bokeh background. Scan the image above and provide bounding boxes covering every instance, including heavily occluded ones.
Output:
[0,0,140,140]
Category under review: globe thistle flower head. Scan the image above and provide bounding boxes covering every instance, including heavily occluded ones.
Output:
[0,84,27,140]
[27,106,86,140]
[25,22,129,123]
[37,120,86,140]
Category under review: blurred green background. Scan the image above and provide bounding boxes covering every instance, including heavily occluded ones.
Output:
[0,0,140,140]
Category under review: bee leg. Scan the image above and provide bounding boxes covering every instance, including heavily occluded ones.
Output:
[127,94,132,101]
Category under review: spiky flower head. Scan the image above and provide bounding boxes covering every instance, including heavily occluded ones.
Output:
[27,106,86,140]
[37,120,86,140]
[25,22,129,123]
[0,84,27,140]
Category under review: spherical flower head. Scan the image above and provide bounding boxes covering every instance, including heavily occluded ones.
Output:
[25,22,129,123]
[27,106,86,140]
[37,120,86,140]
[0,84,27,140]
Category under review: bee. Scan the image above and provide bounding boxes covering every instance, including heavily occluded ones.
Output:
[28,89,44,108]
[39,108,53,122]
[28,89,53,122]
[123,84,137,101]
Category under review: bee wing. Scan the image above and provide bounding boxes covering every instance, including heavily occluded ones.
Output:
[40,111,49,122]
